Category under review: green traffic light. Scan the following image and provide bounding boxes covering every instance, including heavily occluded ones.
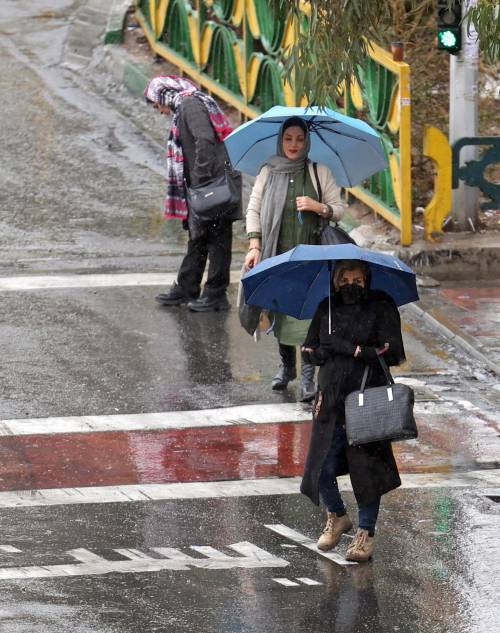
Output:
[439,29,458,48]
[437,26,461,54]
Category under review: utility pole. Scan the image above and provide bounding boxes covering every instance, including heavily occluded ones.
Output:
[449,0,480,231]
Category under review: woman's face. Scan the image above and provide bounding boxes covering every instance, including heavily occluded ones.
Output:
[338,268,366,288]
[153,102,171,115]
[282,125,306,159]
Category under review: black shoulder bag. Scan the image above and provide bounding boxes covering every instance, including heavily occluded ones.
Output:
[185,163,242,223]
[311,162,356,245]
[344,356,417,446]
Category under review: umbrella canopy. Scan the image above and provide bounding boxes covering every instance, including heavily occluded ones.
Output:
[242,244,419,320]
[224,106,388,188]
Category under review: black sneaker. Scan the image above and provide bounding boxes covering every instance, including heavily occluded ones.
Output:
[155,284,196,306]
[187,295,230,312]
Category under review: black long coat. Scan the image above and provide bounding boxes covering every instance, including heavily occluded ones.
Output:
[300,291,405,507]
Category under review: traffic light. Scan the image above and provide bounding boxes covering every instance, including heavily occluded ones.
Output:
[437,0,462,55]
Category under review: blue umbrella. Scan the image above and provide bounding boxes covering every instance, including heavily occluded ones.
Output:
[224,106,387,187]
[242,244,418,322]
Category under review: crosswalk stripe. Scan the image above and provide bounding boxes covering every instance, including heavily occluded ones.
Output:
[0,271,243,292]
[0,403,311,436]
[0,470,497,508]
[0,400,463,437]
[265,524,356,567]
[273,578,299,587]
[297,577,322,586]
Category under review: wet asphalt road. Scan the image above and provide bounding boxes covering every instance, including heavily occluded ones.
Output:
[0,0,192,276]
[0,2,499,632]
[0,490,499,633]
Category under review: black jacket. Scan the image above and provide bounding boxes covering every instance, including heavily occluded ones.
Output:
[300,291,405,507]
[177,96,241,236]
[178,96,227,187]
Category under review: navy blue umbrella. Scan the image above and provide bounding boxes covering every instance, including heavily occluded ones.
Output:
[242,244,418,321]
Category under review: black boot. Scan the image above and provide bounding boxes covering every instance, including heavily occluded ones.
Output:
[187,294,230,312]
[155,283,198,306]
[300,361,316,403]
[272,344,297,390]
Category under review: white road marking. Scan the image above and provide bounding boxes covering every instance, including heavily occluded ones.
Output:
[297,577,322,586]
[0,273,174,291]
[265,524,357,567]
[189,543,286,569]
[0,543,288,580]
[273,578,299,587]
[0,403,311,437]
[0,271,242,292]
[113,549,157,561]
[0,545,22,553]
[0,470,498,508]
[0,399,469,438]
[0,478,302,508]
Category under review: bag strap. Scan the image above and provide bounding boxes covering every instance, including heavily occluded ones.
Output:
[359,355,395,393]
[311,162,333,235]
[312,162,322,202]
[359,366,370,393]
[312,162,342,234]
[377,355,395,385]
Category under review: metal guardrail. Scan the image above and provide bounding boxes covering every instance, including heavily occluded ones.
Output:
[452,137,500,211]
[134,1,413,245]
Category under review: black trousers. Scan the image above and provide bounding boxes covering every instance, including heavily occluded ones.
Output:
[177,220,232,298]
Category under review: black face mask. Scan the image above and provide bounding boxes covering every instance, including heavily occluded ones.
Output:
[338,283,365,305]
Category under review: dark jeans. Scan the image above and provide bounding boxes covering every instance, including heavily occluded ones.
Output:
[319,423,380,534]
[177,220,232,299]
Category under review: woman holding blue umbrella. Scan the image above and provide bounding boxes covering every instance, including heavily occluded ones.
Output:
[244,116,345,401]
[301,259,405,562]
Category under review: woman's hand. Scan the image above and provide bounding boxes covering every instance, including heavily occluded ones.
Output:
[376,342,390,356]
[296,196,331,218]
[301,346,328,366]
[244,243,261,271]
[354,342,390,361]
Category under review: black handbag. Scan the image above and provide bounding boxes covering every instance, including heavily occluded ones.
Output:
[185,165,242,222]
[320,222,357,245]
[310,162,356,246]
[344,356,417,446]
[238,298,262,336]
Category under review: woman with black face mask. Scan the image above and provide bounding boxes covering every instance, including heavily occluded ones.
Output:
[300,259,406,563]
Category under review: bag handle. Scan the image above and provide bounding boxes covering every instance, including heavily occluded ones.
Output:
[377,355,395,385]
[359,355,395,393]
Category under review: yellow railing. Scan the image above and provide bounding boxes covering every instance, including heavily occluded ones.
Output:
[344,42,412,245]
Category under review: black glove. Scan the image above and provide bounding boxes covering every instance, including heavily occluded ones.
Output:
[358,346,379,362]
[319,334,356,357]
[301,347,328,366]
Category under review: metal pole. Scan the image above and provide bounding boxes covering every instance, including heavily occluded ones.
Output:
[328,261,332,334]
[449,0,480,231]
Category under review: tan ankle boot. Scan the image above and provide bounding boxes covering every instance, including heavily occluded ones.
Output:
[345,528,375,562]
[317,512,353,551]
